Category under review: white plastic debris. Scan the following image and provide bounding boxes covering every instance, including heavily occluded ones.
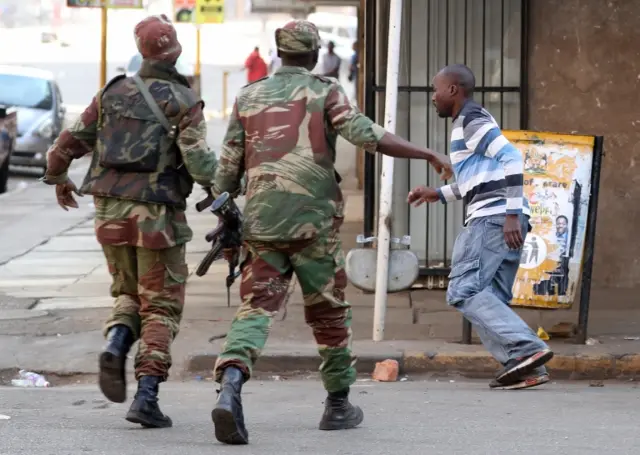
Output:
[586,338,601,346]
[11,370,50,388]
[0,415,10,420]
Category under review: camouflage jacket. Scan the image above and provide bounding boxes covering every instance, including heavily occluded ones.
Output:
[214,65,385,242]
[45,61,218,249]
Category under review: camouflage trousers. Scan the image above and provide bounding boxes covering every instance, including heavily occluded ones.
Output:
[213,232,356,393]
[102,244,188,381]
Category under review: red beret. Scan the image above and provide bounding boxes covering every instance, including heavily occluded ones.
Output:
[134,14,182,62]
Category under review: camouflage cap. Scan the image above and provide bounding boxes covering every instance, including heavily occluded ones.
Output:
[275,20,321,54]
[134,14,182,63]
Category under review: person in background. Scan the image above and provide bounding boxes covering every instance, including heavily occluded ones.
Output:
[348,41,358,84]
[348,41,359,100]
[321,40,341,79]
[244,46,268,84]
[268,46,282,74]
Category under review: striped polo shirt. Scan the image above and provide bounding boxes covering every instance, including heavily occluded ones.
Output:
[436,100,530,222]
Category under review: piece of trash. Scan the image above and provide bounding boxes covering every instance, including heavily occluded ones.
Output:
[72,400,86,406]
[0,414,10,420]
[372,359,399,382]
[589,380,604,387]
[195,375,203,382]
[93,403,110,409]
[358,390,368,395]
[624,336,640,341]
[11,370,50,388]
[586,338,600,346]
[449,380,455,383]
[271,375,281,381]
[537,326,550,341]
[400,376,408,382]
[17,181,29,189]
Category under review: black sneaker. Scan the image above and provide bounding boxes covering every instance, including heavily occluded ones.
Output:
[495,349,554,385]
[490,372,550,390]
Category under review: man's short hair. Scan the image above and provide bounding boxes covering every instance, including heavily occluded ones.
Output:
[441,64,476,96]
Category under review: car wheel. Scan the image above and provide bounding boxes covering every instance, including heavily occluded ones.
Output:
[0,157,9,194]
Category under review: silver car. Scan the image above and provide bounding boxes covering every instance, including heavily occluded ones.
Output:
[1,65,66,174]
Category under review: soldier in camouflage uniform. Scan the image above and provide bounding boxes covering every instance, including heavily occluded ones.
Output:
[209,20,453,445]
[41,15,218,428]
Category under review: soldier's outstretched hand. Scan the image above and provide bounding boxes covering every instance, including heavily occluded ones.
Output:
[56,179,83,211]
[429,154,454,181]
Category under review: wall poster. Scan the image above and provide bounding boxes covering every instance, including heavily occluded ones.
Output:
[503,130,596,310]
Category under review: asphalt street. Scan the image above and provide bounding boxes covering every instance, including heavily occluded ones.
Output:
[0,379,639,455]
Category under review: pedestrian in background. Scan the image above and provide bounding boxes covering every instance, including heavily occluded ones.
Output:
[244,46,268,83]
[209,19,452,446]
[268,46,282,74]
[321,40,341,79]
[41,14,218,427]
[407,64,553,391]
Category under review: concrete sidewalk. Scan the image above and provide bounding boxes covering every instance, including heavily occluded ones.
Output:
[1,174,640,385]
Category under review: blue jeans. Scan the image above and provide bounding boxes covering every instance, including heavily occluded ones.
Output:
[447,214,549,372]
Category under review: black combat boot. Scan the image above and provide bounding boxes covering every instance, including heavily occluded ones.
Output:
[98,324,133,403]
[125,376,173,428]
[318,388,364,431]
[211,367,249,445]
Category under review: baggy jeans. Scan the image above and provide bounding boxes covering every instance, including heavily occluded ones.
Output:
[447,214,549,372]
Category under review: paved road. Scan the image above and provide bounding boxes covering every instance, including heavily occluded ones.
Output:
[1,379,639,454]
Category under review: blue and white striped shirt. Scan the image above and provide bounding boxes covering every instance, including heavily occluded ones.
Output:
[436,100,530,222]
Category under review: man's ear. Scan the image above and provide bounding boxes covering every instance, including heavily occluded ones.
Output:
[449,84,458,96]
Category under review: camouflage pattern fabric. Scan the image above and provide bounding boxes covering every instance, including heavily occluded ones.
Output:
[81,61,213,208]
[214,65,385,242]
[45,60,217,248]
[102,243,187,381]
[213,227,355,393]
[275,19,321,54]
[94,196,193,249]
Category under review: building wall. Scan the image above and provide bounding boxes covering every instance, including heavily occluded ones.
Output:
[528,0,640,288]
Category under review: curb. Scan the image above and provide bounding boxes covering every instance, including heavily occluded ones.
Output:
[183,351,640,381]
[184,353,404,379]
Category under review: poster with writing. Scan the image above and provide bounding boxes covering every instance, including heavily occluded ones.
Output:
[503,131,595,309]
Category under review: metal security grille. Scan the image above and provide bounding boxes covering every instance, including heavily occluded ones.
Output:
[363,0,529,276]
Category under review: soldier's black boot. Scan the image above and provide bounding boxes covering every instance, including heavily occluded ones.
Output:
[211,367,248,445]
[318,388,364,431]
[125,376,173,428]
[98,324,133,403]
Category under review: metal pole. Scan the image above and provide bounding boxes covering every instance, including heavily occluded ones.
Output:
[222,71,229,118]
[195,25,202,78]
[372,0,403,342]
[363,0,377,237]
[99,3,108,88]
[576,136,604,344]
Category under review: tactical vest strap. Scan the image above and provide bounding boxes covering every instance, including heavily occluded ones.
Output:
[132,74,177,140]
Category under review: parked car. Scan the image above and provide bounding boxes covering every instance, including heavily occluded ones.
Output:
[0,104,17,194]
[117,53,200,96]
[0,66,65,175]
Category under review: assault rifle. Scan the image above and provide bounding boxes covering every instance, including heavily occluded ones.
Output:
[195,189,243,307]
